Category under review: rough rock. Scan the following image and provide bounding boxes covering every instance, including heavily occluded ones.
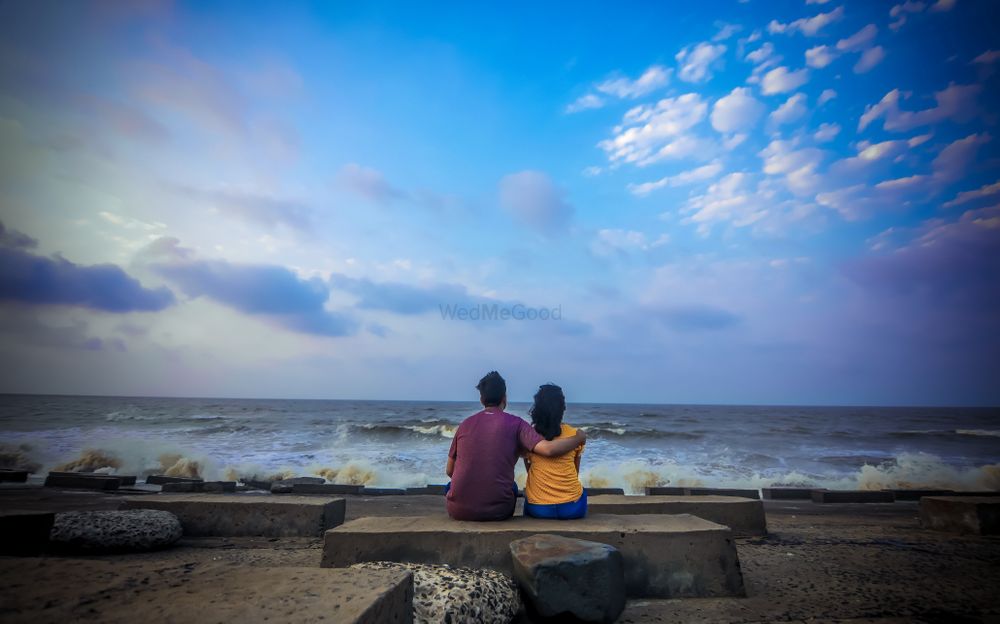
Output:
[145,475,203,485]
[352,561,520,624]
[510,533,625,623]
[49,510,182,553]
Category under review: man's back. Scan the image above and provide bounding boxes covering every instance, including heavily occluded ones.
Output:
[446,409,543,521]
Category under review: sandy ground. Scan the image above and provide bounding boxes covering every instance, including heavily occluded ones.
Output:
[1,487,999,623]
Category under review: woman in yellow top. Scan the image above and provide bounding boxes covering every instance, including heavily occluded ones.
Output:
[522,384,587,519]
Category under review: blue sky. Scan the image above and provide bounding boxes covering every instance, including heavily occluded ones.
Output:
[1,0,998,405]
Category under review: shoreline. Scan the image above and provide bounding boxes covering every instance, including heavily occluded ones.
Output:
[1,487,999,622]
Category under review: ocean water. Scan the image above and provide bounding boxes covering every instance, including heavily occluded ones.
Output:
[1,395,998,493]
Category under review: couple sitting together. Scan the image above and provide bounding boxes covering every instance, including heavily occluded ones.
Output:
[445,371,587,521]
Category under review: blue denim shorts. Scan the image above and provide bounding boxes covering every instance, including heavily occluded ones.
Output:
[523,489,588,520]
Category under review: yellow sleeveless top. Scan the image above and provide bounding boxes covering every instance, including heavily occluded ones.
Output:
[524,423,584,505]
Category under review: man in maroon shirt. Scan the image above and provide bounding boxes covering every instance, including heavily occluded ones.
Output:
[445,371,586,521]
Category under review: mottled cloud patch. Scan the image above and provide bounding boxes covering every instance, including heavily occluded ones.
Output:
[329,274,482,315]
[146,238,355,336]
[859,84,981,132]
[655,304,741,331]
[498,171,574,235]
[0,224,175,313]
[336,164,406,205]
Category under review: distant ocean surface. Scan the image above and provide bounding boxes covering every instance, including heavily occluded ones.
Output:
[1,395,998,492]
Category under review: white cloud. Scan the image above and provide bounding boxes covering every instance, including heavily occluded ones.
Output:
[973,50,1000,65]
[889,1,927,30]
[806,0,832,3]
[590,229,669,256]
[836,24,879,52]
[859,84,981,132]
[676,43,727,83]
[498,171,574,235]
[829,140,908,178]
[596,65,672,99]
[908,133,932,147]
[814,122,841,142]
[943,180,1000,208]
[770,93,809,125]
[680,172,770,233]
[723,133,748,149]
[599,94,710,166]
[931,133,991,185]
[745,42,776,65]
[711,87,766,133]
[759,139,825,195]
[818,89,837,105]
[929,0,956,11]
[854,46,886,74]
[566,94,605,113]
[713,23,743,42]
[768,6,844,37]
[761,67,810,95]
[805,45,839,68]
[629,161,724,196]
[337,164,405,204]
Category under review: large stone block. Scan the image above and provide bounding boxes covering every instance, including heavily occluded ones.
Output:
[405,485,448,495]
[47,472,137,486]
[645,486,686,495]
[762,487,814,500]
[44,474,121,490]
[145,475,203,485]
[49,510,182,553]
[0,564,413,624]
[0,469,29,482]
[919,496,1000,535]
[584,487,625,496]
[322,514,745,598]
[587,495,767,536]
[278,483,363,495]
[887,489,956,501]
[123,494,346,537]
[811,490,895,503]
[686,487,761,499]
[361,487,406,496]
[0,510,54,555]
[510,534,625,623]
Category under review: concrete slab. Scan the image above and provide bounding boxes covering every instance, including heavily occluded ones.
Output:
[0,470,29,482]
[405,485,447,495]
[285,483,363,495]
[919,496,1000,535]
[686,487,761,499]
[587,495,767,536]
[762,488,814,500]
[361,487,406,496]
[44,474,121,490]
[322,513,745,598]
[585,487,625,496]
[0,509,54,555]
[887,489,956,501]
[47,472,137,486]
[122,494,346,537]
[145,475,203,485]
[645,486,686,495]
[811,490,895,503]
[0,564,413,624]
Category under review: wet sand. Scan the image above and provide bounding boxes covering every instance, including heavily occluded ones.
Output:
[1,488,998,623]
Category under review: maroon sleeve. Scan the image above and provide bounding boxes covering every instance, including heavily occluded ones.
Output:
[518,419,545,452]
[448,431,459,459]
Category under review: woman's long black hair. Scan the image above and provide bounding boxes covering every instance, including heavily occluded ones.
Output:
[529,384,566,441]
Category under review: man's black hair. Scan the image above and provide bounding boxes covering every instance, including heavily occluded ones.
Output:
[476,371,506,407]
[529,384,566,441]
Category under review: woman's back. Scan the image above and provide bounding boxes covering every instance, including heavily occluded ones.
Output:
[524,422,584,505]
